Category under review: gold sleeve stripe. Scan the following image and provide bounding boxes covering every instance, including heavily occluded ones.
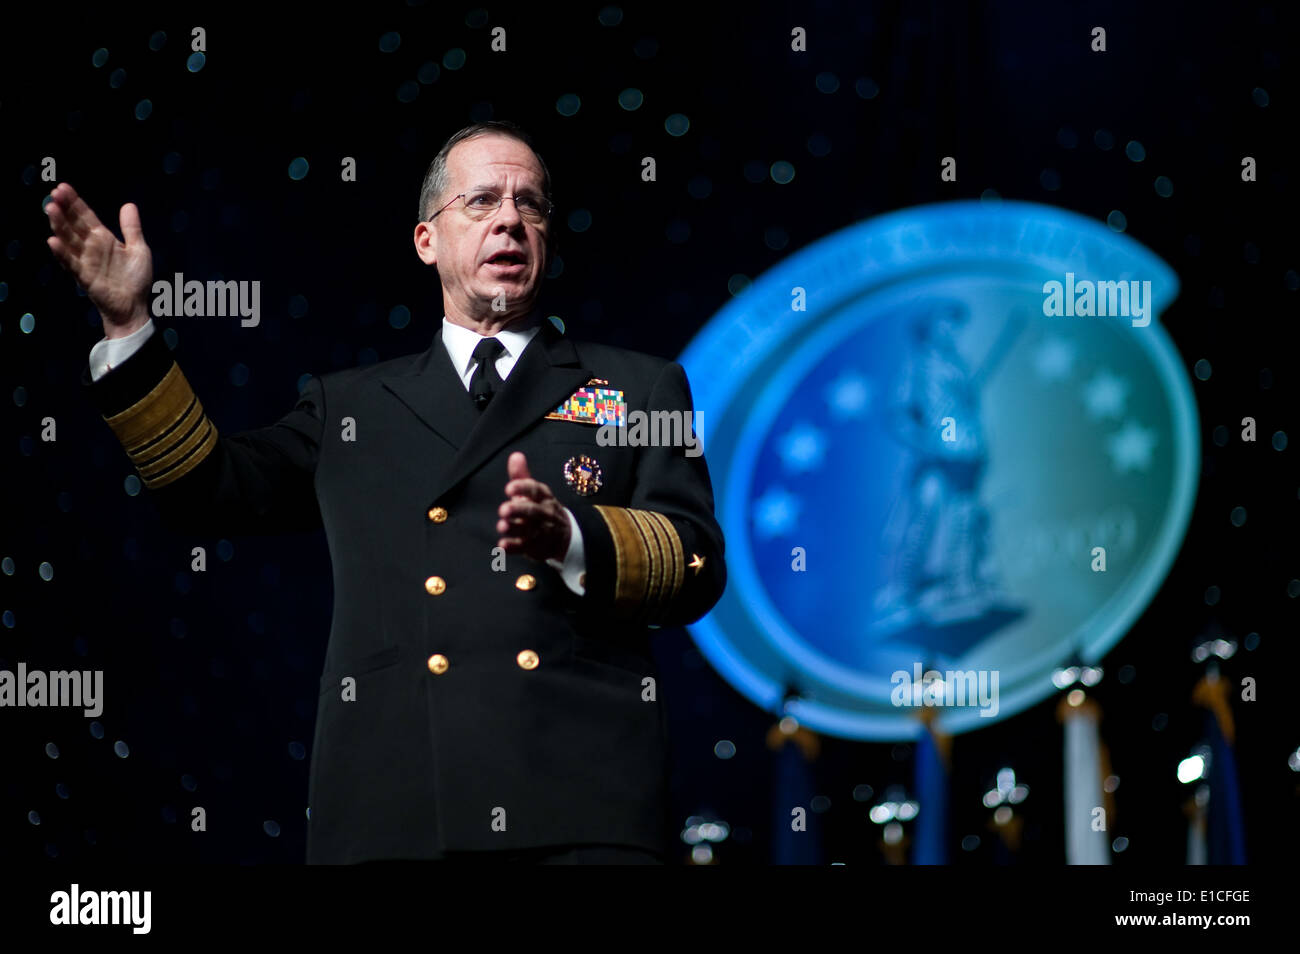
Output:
[631,509,677,609]
[148,420,218,488]
[645,510,684,597]
[103,362,219,488]
[595,505,649,612]
[139,417,215,481]
[131,396,202,462]
[105,364,190,447]
[626,510,663,611]
[594,505,685,620]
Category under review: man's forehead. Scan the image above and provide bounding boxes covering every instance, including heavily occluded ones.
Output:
[448,137,544,187]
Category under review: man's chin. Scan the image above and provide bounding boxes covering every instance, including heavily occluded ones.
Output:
[473,291,538,317]
[478,279,537,298]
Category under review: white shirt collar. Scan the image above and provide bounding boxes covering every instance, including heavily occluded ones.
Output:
[440,314,542,379]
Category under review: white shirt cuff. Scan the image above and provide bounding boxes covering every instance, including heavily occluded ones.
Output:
[89,320,156,382]
[545,507,586,595]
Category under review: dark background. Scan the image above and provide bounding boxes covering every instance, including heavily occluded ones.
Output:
[0,1,1295,865]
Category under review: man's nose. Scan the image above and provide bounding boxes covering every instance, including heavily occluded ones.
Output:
[492,197,525,228]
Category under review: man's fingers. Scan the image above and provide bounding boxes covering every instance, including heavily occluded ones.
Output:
[46,235,68,269]
[499,456,563,558]
[53,184,102,242]
[497,496,567,546]
[503,477,551,501]
[497,514,528,533]
[46,237,81,281]
[59,183,103,235]
[45,207,100,286]
[44,200,72,243]
[46,199,90,259]
[499,497,545,523]
[45,226,84,281]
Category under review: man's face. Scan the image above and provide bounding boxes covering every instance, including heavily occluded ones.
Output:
[419,134,550,321]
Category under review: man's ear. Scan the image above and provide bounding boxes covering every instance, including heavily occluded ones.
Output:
[414,220,439,266]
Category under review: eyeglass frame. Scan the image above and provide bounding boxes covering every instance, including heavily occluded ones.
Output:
[427,190,555,222]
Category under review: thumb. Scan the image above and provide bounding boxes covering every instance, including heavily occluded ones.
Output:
[119,203,143,247]
[507,451,531,482]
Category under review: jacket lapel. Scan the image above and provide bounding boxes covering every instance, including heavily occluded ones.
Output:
[379,321,592,501]
[432,320,590,501]
[379,328,479,452]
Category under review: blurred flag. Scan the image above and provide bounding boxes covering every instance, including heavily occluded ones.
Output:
[1057,692,1110,864]
[912,706,950,864]
[767,717,822,865]
[1192,672,1246,864]
[1183,787,1209,865]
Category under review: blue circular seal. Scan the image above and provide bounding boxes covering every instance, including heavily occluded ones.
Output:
[681,200,1197,739]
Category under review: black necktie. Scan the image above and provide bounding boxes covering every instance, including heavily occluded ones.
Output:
[470,337,506,410]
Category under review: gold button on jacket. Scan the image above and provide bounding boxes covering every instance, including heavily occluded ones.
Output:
[424,575,446,595]
[427,506,448,523]
[515,573,536,591]
[516,649,540,670]
[427,653,449,674]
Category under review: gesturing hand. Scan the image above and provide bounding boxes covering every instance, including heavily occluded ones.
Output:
[44,182,154,339]
[497,452,572,564]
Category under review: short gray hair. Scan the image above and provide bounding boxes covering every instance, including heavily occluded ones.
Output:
[417,120,553,223]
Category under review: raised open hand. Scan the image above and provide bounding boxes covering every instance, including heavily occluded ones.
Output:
[44,182,153,338]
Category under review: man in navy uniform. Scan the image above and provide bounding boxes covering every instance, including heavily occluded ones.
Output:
[44,120,726,865]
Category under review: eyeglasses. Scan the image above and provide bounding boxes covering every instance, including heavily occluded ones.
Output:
[428,190,554,222]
